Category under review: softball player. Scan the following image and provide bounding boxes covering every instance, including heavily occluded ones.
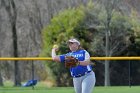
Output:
[52,38,96,93]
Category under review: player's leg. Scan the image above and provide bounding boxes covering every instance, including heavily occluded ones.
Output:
[82,71,96,93]
[73,77,82,93]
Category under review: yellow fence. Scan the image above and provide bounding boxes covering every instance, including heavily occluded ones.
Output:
[0,57,140,61]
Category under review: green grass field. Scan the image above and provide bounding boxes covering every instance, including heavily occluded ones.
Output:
[0,81,140,93]
[0,86,140,93]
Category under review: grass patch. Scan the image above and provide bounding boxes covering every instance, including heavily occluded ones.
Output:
[0,82,140,93]
[0,86,140,93]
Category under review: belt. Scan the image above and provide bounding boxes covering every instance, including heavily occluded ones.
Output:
[73,71,92,78]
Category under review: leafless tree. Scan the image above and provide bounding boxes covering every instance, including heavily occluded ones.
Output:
[2,0,21,86]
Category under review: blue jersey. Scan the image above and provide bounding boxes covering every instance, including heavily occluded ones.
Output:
[59,49,92,77]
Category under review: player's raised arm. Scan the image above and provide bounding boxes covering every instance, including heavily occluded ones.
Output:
[51,45,61,62]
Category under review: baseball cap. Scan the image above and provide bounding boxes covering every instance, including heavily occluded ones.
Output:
[68,38,80,45]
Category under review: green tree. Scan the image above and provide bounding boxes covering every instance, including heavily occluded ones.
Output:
[41,1,138,86]
[41,6,90,86]
[129,9,140,44]
[85,1,134,86]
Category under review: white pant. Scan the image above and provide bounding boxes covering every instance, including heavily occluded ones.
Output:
[73,71,96,93]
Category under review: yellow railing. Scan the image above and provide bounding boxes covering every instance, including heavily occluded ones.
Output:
[0,57,140,61]
[90,57,140,60]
